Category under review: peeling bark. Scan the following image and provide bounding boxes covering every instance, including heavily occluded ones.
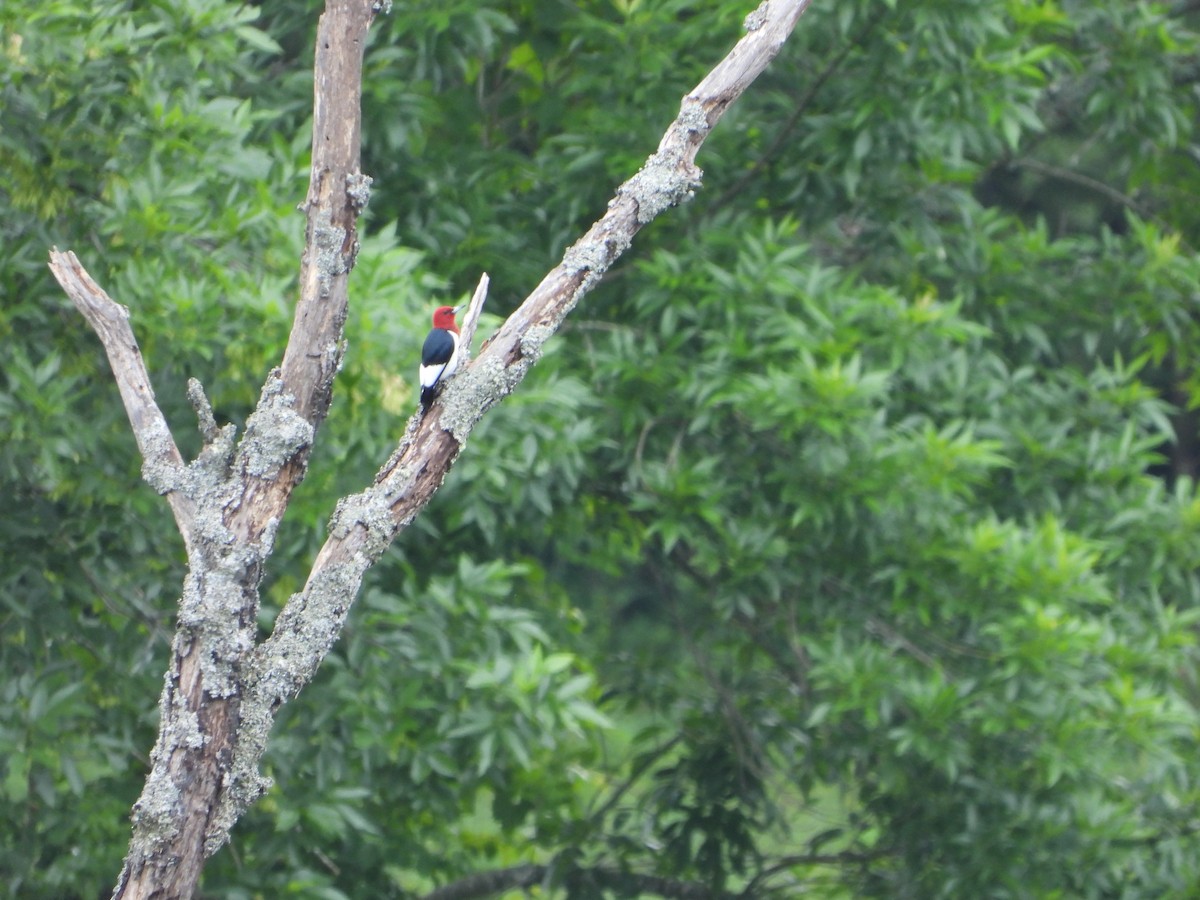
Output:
[47,0,812,896]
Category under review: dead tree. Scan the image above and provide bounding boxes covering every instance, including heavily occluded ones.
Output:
[47,0,812,896]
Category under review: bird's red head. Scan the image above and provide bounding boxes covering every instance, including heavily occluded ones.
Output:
[432,305,460,333]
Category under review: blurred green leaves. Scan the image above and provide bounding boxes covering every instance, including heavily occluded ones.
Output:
[4,0,1200,897]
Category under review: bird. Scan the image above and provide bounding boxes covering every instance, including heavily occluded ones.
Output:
[419,304,463,408]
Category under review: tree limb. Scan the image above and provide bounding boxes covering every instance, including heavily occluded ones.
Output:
[1009,156,1151,218]
[46,248,196,551]
[738,847,894,897]
[421,863,738,900]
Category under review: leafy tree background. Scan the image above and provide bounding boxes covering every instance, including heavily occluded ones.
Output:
[4,0,1200,897]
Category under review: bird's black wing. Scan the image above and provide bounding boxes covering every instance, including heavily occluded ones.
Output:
[422,329,456,365]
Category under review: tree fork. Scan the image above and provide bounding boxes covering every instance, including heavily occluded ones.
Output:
[51,1,381,896]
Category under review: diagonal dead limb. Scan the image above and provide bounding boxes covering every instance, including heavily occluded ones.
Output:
[47,248,197,551]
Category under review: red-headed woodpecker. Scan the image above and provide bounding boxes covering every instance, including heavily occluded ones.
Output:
[419,305,462,408]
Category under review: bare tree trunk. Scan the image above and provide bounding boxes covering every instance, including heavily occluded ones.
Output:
[53,2,379,895]
[46,1,812,896]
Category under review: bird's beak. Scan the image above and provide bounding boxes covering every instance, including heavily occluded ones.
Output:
[452,304,465,314]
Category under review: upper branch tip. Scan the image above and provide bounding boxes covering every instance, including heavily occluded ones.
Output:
[743,1,770,30]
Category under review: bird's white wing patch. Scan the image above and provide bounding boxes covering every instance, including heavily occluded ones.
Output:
[419,360,451,390]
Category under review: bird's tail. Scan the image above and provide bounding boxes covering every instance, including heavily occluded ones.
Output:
[420,386,437,408]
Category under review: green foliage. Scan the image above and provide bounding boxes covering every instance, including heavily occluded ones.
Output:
[4,0,1200,898]
[534,217,1200,895]
[226,559,604,896]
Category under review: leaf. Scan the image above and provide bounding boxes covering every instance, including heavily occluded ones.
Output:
[233,25,282,55]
